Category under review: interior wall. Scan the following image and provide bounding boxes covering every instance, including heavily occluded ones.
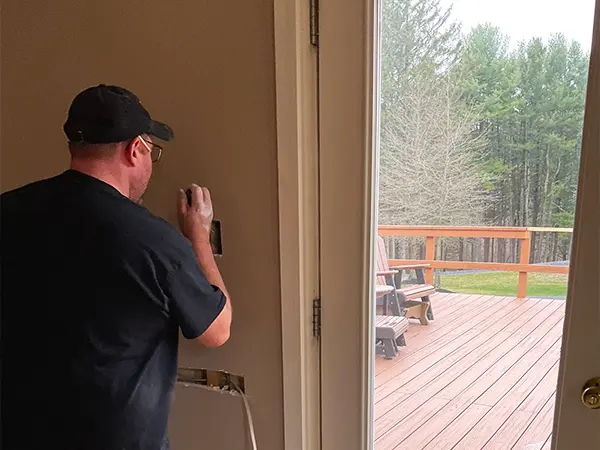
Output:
[0,1,284,449]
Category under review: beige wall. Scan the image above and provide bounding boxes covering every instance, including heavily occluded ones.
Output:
[1,1,284,449]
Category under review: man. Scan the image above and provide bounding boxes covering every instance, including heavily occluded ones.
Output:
[1,85,232,449]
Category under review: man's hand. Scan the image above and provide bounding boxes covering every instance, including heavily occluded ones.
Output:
[178,184,214,245]
[178,185,231,348]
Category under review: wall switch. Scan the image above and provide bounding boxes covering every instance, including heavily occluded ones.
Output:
[210,220,223,256]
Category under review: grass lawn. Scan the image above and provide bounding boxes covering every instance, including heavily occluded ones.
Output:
[439,271,568,297]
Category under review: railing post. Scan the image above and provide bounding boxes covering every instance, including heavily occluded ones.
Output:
[518,232,531,299]
[425,236,435,284]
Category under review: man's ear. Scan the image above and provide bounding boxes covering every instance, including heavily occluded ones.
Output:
[124,137,143,167]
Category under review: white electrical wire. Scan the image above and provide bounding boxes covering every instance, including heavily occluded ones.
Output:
[175,373,257,449]
[231,380,258,450]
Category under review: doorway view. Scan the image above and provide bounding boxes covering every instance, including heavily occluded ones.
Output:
[373,0,595,448]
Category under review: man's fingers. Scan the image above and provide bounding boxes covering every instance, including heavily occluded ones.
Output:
[178,189,188,214]
[201,187,212,207]
[185,184,212,211]
[191,184,203,206]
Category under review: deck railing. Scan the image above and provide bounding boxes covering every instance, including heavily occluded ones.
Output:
[378,225,573,298]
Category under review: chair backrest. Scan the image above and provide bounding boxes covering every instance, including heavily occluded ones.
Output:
[376,236,390,285]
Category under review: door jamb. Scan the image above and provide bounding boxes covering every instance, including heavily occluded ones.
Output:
[318,0,381,449]
[274,0,321,448]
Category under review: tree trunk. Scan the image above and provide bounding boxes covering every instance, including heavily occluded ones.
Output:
[531,157,542,263]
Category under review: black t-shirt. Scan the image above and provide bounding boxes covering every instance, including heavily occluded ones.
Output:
[0,170,226,450]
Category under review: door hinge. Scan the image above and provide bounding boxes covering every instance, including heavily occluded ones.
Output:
[310,0,319,47]
[312,297,321,338]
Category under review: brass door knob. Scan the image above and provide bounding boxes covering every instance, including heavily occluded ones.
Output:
[582,377,600,409]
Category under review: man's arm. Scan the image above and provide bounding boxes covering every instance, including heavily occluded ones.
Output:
[190,240,232,347]
[178,185,232,347]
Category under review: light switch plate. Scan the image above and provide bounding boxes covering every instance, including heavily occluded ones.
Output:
[210,220,223,256]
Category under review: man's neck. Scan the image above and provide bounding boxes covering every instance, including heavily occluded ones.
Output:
[70,161,130,198]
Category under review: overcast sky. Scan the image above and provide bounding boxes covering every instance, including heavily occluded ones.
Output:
[441,0,596,50]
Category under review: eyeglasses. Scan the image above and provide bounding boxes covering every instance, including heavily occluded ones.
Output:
[139,137,163,163]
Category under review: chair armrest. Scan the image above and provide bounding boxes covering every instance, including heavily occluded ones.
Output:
[375,284,394,296]
[376,270,398,276]
[389,264,431,271]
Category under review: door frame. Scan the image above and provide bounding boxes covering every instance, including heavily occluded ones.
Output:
[273,0,321,449]
[318,0,381,449]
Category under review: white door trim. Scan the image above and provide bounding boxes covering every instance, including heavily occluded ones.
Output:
[553,1,600,448]
[318,0,380,448]
[273,0,321,449]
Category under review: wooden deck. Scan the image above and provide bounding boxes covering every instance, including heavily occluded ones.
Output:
[374,293,565,450]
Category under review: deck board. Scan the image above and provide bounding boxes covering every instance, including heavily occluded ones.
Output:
[374,293,564,450]
[512,395,555,449]
[376,295,514,385]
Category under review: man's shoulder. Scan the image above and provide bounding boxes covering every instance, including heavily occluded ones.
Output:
[134,210,182,243]
[122,213,196,277]
[1,176,55,198]
[0,176,57,213]
[123,206,192,258]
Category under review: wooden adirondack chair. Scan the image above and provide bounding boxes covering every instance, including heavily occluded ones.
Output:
[376,236,435,324]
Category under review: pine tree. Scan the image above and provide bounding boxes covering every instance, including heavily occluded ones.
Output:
[454,26,589,261]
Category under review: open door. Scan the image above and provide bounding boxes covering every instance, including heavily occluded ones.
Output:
[317,0,600,449]
[552,3,600,448]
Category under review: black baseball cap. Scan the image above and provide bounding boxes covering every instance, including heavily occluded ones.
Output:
[63,84,174,144]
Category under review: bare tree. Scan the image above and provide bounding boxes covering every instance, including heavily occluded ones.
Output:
[379,77,489,227]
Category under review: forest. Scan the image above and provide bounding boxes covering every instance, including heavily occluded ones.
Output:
[378,0,590,264]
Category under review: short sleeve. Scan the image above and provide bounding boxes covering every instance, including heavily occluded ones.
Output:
[166,259,227,339]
